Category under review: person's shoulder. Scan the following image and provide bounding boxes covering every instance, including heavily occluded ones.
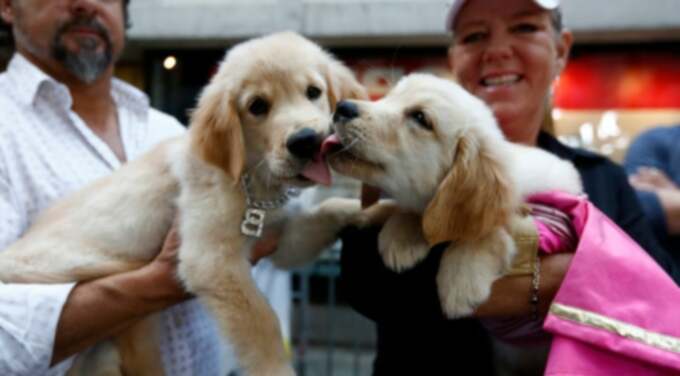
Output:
[631,124,679,147]
[147,108,186,136]
[0,71,15,109]
[636,124,679,138]
[548,136,626,180]
[0,75,20,133]
[538,131,605,162]
[111,78,186,137]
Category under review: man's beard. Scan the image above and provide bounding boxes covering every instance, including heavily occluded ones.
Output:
[51,17,114,84]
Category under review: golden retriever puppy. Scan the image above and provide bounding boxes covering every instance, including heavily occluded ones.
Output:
[0,32,366,375]
[324,73,582,318]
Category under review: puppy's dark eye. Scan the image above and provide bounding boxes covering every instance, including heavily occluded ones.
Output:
[408,110,432,130]
[306,85,322,101]
[249,97,269,116]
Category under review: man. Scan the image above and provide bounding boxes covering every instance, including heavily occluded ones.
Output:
[0,1,277,374]
[625,125,680,264]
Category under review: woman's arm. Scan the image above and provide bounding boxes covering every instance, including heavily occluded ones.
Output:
[339,224,573,322]
[475,253,572,317]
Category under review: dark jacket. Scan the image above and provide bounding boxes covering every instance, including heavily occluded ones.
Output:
[339,132,680,375]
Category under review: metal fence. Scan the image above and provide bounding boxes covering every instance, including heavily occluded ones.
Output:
[291,245,375,376]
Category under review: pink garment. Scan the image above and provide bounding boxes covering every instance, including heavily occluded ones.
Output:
[534,218,571,254]
[528,192,680,375]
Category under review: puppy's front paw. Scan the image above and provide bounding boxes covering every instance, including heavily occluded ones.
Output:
[379,238,430,272]
[437,255,492,318]
[378,212,430,272]
[317,197,362,221]
[436,232,514,318]
[356,200,399,227]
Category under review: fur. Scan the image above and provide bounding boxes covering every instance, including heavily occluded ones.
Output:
[329,73,582,317]
[0,32,367,375]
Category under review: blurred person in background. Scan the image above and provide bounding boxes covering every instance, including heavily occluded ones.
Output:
[0,0,282,374]
[339,0,680,374]
[625,124,680,264]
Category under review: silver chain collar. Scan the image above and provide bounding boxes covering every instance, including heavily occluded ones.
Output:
[240,173,300,238]
[240,173,300,210]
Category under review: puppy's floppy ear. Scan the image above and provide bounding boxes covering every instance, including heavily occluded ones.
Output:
[325,58,368,112]
[422,132,514,246]
[189,81,245,183]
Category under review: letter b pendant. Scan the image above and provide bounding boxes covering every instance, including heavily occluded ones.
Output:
[241,208,266,238]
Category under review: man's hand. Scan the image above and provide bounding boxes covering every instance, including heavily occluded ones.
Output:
[361,184,382,209]
[141,222,191,303]
[630,167,680,235]
[629,167,678,191]
[52,221,190,364]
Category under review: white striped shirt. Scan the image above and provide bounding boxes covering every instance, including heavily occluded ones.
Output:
[0,53,227,376]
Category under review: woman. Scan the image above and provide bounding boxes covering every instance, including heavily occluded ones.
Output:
[340,0,680,374]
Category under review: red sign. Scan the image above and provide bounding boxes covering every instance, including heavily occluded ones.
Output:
[554,52,680,110]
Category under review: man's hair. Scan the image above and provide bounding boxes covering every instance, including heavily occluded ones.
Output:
[1,0,132,47]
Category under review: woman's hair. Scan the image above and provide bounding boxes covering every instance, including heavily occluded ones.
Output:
[543,7,564,135]
[549,8,564,33]
[123,0,131,29]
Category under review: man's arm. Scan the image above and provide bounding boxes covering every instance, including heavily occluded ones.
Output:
[0,172,188,371]
[53,222,280,364]
[629,167,680,236]
[51,226,189,365]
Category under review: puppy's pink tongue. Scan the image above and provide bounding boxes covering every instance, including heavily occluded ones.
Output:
[321,134,342,157]
[301,154,332,186]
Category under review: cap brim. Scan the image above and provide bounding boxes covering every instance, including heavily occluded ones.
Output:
[446,0,560,31]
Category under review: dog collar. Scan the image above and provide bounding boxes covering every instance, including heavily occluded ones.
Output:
[240,173,300,237]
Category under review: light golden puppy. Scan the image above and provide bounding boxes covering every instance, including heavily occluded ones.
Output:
[0,32,366,375]
[325,73,582,317]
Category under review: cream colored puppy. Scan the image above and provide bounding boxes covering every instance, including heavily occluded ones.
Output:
[326,73,582,318]
[0,32,366,375]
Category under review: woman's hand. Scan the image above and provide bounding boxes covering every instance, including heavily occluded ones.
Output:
[250,232,281,265]
[474,252,573,317]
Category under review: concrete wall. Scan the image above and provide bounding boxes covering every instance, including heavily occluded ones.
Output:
[128,0,680,47]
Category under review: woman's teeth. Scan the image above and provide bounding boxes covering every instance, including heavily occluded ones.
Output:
[482,74,521,87]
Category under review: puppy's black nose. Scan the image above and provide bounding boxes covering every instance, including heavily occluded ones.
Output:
[334,100,359,123]
[286,127,322,160]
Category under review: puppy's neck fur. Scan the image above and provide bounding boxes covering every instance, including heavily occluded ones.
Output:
[241,170,291,205]
[385,185,433,214]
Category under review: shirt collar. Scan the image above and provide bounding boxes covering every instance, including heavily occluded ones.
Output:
[7,52,150,119]
[111,78,149,120]
[7,52,66,106]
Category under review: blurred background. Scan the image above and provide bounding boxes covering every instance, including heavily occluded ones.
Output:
[1,1,678,374]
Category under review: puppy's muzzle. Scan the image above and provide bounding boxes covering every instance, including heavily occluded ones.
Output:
[333,100,359,124]
[286,127,325,160]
